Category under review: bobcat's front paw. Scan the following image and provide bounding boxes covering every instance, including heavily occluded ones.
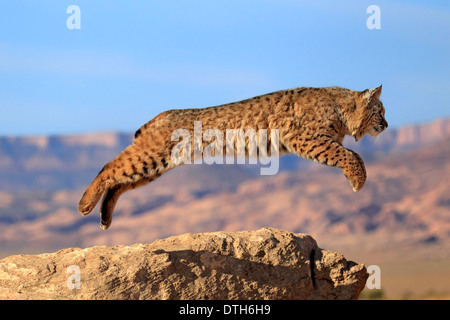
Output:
[343,166,367,192]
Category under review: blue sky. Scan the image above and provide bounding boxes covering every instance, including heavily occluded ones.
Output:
[0,0,449,136]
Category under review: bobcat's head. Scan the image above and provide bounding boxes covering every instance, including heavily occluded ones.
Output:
[352,85,388,141]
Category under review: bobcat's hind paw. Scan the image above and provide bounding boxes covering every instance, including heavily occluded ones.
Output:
[344,170,366,192]
[78,198,95,216]
[351,180,365,192]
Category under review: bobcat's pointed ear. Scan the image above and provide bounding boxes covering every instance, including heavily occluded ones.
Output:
[362,85,382,102]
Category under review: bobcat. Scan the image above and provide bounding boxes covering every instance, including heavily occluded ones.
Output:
[78,85,387,229]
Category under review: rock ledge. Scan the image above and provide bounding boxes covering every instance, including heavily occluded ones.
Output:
[0,228,367,299]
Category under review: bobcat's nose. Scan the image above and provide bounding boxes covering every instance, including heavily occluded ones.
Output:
[376,119,388,134]
[380,119,388,130]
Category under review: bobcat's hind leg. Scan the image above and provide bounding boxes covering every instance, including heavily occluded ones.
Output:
[78,164,111,216]
[78,143,140,217]
[100,178,152,230]
[78,139,176,228]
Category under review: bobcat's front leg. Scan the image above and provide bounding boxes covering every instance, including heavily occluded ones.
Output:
[341,150,366,192]
[290,137,367,192]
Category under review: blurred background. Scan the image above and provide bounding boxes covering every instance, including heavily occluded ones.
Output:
[0,0,449,299]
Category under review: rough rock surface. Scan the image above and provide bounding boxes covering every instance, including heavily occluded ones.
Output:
[0,228,368,300]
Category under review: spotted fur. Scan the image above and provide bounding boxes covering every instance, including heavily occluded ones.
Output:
[78,85,387,229]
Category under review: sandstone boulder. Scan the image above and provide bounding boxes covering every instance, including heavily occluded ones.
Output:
[0,228,367,299]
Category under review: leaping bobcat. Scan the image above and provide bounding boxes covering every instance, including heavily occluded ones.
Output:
[78,85,388,229]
